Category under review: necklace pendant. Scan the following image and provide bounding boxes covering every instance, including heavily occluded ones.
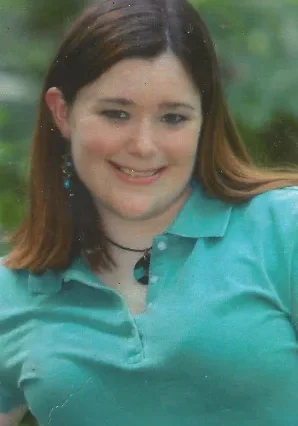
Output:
[134,250,151,285]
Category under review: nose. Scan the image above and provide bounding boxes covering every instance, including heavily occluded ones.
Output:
[126,118,158,158]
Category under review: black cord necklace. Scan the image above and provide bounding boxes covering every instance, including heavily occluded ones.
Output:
[106,237,152,285]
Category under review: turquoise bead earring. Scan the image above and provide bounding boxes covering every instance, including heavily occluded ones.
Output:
[62,153,74,197]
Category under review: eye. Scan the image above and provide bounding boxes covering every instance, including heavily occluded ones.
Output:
[162,113,188,125]
[101,110,129,120]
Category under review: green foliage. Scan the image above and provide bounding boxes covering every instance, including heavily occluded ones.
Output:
[197,0,298,114]
[195,0,298,165]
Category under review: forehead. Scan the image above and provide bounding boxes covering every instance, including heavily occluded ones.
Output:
[78,52,201,106]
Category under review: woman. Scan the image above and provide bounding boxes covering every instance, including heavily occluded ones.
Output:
[1,0,298,425]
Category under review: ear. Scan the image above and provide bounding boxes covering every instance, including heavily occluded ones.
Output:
[44,87,71,139]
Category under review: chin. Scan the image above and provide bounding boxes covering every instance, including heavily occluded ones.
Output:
[109,195,167,220]
[113,205,154,221]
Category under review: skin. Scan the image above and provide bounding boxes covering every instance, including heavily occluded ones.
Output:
[45,51,203,248]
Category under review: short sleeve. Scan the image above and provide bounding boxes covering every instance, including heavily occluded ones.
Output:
[260,187,298,336]
[290,229,298,333]
[282,188,298,333]
[0,259,28,413]
[0,384,27,413]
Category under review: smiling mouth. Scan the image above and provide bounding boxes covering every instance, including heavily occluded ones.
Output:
[110,162,165,177]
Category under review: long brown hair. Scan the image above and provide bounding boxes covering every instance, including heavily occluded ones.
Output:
[4,0,298,273]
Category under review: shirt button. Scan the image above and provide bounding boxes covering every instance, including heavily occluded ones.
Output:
[157,241,167,251]
[150,276,159,284]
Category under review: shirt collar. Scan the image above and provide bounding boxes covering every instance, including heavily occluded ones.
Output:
[28,181,233,294]
[166,181,232,238]
[28,257,100,294]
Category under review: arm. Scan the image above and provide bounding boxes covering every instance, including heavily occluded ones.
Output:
[0,263,29,425]
[290,234,298,334]
[0,404,28,426]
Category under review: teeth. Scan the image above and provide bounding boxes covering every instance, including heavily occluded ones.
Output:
[118,167,158,177]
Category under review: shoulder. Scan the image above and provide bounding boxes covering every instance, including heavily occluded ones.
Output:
[234,186,298,230]
[249,185,298,211]
[0,257,31,309]
[0,257,67,302]
[221,186,298,256]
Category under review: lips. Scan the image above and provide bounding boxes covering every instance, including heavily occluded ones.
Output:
[110,161,165,176]
[109,161,167,185]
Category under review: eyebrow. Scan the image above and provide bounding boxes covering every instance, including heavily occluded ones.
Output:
[98,97,197,111]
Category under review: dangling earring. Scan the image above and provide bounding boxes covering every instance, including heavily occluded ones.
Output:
[62,153,74,197]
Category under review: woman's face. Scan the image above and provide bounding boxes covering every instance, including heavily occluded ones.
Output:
[48,52,203,221]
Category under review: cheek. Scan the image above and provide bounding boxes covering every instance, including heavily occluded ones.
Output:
[71,118,124,157]
[164,128,199,162]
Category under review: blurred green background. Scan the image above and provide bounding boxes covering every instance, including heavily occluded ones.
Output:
[0,0,297,424]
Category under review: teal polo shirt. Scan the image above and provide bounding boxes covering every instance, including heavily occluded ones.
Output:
[1,182,298,426]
